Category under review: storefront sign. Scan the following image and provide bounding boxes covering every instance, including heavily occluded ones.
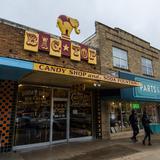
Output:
[24,15,97,64]
[134,77,160,99]
[57,15,80,40]
[24,31,97,64]
[38,32,50,52]
[132,103,140,109]
[34,63,140,86]
[24,31,39,52]
[50,37,62,57]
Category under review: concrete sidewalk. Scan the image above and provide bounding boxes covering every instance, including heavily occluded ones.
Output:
[0,134,160,160]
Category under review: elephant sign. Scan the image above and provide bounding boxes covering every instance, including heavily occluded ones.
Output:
[57,15,80,39]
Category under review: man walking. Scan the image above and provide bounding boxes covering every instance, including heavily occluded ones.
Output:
[129,109,139,142]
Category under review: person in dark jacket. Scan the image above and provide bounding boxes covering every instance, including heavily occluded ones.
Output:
[142,110,152,146]
[129,109,139,142]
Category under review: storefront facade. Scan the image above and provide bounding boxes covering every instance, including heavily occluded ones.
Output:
[0,17,140,152]
[84,21,160,138]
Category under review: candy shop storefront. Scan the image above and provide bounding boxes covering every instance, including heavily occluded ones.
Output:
[0,16,140,152]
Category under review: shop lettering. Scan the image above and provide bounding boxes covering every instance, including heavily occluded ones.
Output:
[26,32,38,46]
[24,31,97,64]
[39,64,66,74]
[103,76,117,82]
[88,74,100,79]
[117,79,129,84]
[34,63,140,87]
[140,84,160,93]
[69,70,87,77]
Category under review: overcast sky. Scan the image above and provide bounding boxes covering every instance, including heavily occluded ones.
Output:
[1,0,160,48]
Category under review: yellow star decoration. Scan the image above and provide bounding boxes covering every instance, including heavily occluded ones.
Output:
[63,44,69,51]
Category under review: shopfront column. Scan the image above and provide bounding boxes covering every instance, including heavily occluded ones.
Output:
[0,80,18,152]
[101,101,110,139]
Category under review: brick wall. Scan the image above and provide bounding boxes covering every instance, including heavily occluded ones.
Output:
[0,21,100,74]
[0,80,17,152]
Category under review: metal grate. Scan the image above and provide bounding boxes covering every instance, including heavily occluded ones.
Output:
[0,80,17,152]
[95,91,102,139]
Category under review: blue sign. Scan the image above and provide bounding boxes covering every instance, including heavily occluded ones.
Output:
[134,77,160,100]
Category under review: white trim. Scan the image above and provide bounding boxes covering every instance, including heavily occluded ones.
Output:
[69,136,93,142]
[53,98,68,101]
[13,142,50,151]
[51,139,67,145]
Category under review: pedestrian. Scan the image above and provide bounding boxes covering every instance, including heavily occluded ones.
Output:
[142,110,152,146]
[129,109,139,142]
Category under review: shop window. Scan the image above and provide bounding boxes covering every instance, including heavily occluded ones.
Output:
[141,57,153,76]
[109,101,158,134]
[14,85,51,146]
[112,47,128,69]
[109,101,142,134]
[70,90,92,138]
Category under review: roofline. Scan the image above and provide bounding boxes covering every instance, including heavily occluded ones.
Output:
[81,32,96,44]
[0,17,59,38]
[95,21,160,52]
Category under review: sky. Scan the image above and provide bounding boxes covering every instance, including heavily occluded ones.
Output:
[1,0,160,48]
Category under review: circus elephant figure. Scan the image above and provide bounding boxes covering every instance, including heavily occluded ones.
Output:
[57,15,80,38]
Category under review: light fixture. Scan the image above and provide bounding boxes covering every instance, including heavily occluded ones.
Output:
[18,84,23,87]
[93,81,101,87]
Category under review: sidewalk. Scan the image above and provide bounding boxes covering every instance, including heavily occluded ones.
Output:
[0,134,160,160]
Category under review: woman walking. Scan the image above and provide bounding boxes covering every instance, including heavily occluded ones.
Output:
[142,110,152,146]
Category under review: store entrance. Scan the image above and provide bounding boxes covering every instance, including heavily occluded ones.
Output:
[14,85,92,149]
[51,99,68,142]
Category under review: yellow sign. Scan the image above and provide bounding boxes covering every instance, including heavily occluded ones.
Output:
[88,48,97,64]
[50,37,62,57]
[57,15,80,40]
[24,31,39,52]
[24,31,97,65]
[71,43,81,61]
[34,63,141,87]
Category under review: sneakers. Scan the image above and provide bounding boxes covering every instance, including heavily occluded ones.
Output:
[142,140,152,146]
[130,137,138,143]
[148,142,152,146]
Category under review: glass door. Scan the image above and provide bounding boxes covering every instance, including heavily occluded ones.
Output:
[51,99,68,142]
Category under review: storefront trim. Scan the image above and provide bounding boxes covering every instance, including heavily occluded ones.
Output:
[33,63,140,87]
[0,57,33,80]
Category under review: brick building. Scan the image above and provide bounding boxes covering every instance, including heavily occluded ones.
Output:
[0,18,140,152]
[84,22,160,139]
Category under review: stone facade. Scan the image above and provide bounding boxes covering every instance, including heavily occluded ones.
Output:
[85,21,160,78]
[84,21,160,139]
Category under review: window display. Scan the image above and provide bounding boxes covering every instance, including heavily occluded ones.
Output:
[52,100,67,141]
[14,85,93,147]
[109,101,158,134]
[14,86,51,146]
[70,91,92,138]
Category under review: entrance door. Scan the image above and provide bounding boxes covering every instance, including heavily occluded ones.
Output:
[51,98,68,142]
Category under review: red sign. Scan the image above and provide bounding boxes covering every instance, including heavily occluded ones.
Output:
[38,32,50,52]
[61,39,71,57]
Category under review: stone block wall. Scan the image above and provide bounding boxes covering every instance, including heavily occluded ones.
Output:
[85,21,160,78]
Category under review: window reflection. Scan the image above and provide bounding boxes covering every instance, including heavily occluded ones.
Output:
[15,86,51,146]
[70,91,92,138]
